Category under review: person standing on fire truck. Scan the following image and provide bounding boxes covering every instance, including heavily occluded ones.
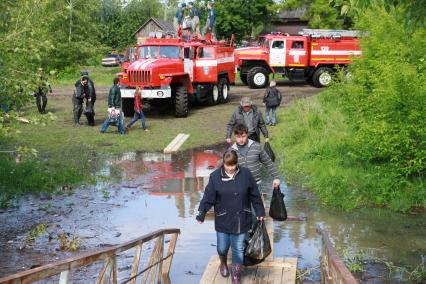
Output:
[226,97,269,143]
[173,3,186,33]
[34,68,52,114]
[203,1,216,39]
[187,2,200,36]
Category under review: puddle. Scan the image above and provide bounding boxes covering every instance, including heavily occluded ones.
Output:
[0,145,425,283]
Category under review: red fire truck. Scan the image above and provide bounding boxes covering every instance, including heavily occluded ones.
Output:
[117,33,235,117]
[234,29,362,88]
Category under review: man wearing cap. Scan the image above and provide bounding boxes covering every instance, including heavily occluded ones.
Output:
[173,3,186,33]
[203,1,216,39]
[34,68,52,114]
[72,75,90,126]
[80,71,96,126]
[226,96,269,143]
[187,2,200,35]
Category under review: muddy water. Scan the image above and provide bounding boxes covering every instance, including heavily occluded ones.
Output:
[1,145,425,283]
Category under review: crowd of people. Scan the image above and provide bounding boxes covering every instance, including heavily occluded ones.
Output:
[174,1,216,40]
[33,66,283,283]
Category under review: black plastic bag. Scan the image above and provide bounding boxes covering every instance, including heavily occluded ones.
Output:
[269,186,287,221]
[264,142,275,162]
[244,221,271,266]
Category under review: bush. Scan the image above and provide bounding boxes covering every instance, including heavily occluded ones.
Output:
[273,6,426,212]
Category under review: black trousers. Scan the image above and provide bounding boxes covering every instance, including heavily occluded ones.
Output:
[72,96,83,124]
[35,92,47,113]
[248,133,260,143]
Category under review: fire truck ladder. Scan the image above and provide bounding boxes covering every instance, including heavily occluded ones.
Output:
[300,29,361,38]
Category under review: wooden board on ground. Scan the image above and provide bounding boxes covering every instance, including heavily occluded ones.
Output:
[199,256,297,284]
[163,133,189,154]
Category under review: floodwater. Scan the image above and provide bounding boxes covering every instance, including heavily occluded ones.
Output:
[0,145,425,283]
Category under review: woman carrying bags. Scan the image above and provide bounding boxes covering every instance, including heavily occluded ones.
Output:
[196,150,265,284]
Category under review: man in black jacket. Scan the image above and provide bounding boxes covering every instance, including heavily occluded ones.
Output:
[100,77,125,135]
[80,71,96,126]
[226,97,269,143]
[72,76,89,126]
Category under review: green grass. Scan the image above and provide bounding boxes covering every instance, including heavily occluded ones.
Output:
[52,65,121,87]
[0,79,243,205]
[270,95,426,212]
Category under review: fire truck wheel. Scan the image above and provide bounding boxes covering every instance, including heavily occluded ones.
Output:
[207,84,220,106]
[313,67,334,88]
[247,67,269,89]
[218,77,230,103]
[122,98,135,117]
[240,73,248,85]
[174,85,189,117]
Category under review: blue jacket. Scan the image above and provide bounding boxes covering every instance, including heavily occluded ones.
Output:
[197,166,265,234]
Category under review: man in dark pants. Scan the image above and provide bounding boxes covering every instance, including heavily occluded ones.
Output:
[35,68,52,114]
[226,97,269,143]
[80,71,96,126]
[100,77,125,135]
[72,76,89,126]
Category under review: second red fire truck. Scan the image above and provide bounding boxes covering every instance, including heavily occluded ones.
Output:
[234,29,362,88]
[118,33,235,117]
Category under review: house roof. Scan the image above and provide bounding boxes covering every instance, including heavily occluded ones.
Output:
[133,17,175,36]
[276,7,307,20]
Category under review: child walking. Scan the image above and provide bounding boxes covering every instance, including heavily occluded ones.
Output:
[126,87,149,132]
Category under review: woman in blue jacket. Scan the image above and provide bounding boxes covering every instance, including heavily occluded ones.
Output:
[196,150,265,284]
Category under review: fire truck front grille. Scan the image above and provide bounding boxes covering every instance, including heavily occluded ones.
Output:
[129,70,151,84]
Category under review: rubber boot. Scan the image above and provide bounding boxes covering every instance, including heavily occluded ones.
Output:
[218,255,229,277]
[231,264,242,284]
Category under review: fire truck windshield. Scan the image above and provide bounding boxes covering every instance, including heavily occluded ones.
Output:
[138,46,181,59]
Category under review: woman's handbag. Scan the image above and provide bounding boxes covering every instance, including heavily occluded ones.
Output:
[244,221,272,266]
[269,186,287,221]
[264,142,276,162]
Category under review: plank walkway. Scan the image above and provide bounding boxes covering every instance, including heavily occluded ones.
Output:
[199,216,297,283]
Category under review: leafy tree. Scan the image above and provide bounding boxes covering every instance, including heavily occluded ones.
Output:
[214,0,275,40]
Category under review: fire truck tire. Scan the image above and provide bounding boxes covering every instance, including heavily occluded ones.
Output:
[207,84,220,105]
[240,73,248,85]
[174,85,189,117]
[313,67,334,88]
[122,98,135,117]
[218,77,230,103]
[247,67,269,89]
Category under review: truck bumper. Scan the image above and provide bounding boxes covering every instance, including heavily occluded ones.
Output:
[121,87,172,99]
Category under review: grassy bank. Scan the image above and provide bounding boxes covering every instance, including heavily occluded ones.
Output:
[270,95,426,212]
[52,65,121,87]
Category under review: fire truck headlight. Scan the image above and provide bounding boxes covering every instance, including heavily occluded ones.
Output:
[157,91,164,97]
[159,75,166,80]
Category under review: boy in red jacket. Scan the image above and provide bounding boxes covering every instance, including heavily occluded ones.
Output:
[126,87,149,132]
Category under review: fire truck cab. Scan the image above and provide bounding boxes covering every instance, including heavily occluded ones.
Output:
[118,32,235,117]
[234,29,361,88]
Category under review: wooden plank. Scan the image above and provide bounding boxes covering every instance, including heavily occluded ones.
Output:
[162,233,178,277]
[254,267,270,284]
[242,266,258,284]
[281,258,297,284]
[199,256,220,284]
[163,133,189,154]
[267,257,284,284]
[58,270,70,284]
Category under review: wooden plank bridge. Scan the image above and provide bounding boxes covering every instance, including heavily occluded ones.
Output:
[0,228,180,284]
[199,214,298,284]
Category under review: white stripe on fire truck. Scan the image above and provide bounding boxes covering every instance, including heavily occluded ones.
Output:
[311,50,362,56]
[196,57,234,67]
[289,50,306,56]
[139,59,157,70]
